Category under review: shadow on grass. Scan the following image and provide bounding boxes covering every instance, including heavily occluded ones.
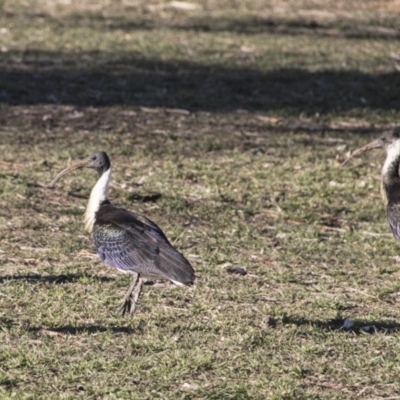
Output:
[0,50,399,114]
[282,315,400,334]
[128,192,162,203]
[4,11,400,40]
[27,325,138,335]
[172,16,400,40]
[0,316,14,330]
[63,191,162,205]
[0,273,115,284]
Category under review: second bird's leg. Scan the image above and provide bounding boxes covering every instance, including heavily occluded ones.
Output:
[119,273,144,317]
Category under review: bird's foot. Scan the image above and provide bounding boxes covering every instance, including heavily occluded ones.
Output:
[119,276,143,317]
[119,295,137,317]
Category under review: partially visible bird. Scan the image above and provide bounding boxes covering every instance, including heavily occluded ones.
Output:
[343,129,400,241]
[50,151,195,316]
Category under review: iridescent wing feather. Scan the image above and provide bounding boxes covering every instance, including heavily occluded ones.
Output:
[93,203,195,284]
[387,202,400,241]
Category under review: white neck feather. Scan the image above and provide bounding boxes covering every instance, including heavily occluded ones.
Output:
[84,167,112,232]
[382,141,400,182]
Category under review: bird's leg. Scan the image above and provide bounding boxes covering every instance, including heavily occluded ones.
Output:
[119,272,139,316]
[128,276,144,316]
[119,273,144,317]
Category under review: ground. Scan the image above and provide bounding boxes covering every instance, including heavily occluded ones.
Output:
[1,0,400,399]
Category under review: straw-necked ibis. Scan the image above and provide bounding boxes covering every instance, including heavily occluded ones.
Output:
[343,129,400,241]
[50,152,195,316]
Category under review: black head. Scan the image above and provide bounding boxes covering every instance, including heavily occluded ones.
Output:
[343,128,400,165]
[375,129,400,150]
[86,151,111,176]
[50,151,112,187]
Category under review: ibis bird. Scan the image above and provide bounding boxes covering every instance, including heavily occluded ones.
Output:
[343,129,400,241]
[50,152,195,316]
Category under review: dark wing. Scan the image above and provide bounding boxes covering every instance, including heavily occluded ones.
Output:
[93,203,195,284]
[387,202,400,241]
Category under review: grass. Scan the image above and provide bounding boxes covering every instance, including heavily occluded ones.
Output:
[1,0,400,398]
